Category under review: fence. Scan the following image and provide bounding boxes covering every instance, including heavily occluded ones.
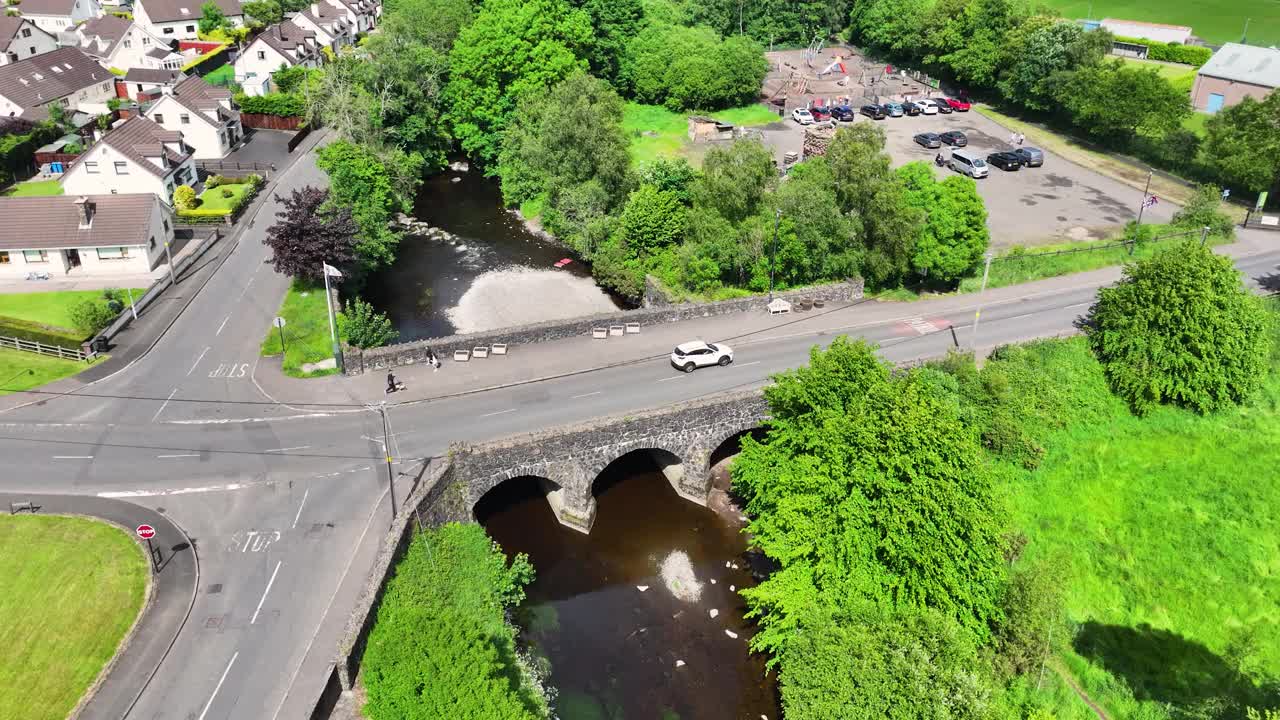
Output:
[1243,210,1280,232]
[992,227,1211,266]
[0,335,87,361]
[195,160,274,175]
[240,113,305,131]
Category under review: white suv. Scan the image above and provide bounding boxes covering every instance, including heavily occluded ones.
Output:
[917,99,939,115]
[671,341,734,372]
[792,108,814,125]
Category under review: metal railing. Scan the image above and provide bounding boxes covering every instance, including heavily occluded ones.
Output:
[992,227,1210,264]
[0,335,87,361]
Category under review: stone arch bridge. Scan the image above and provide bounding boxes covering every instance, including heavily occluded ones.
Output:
[426,390,770,533]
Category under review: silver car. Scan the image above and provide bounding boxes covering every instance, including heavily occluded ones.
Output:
[1014,147,1044,167]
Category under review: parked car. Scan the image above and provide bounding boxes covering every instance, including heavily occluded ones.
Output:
[913,132,942,149]
[810,105,832,121]
[934,99,953,114]
[917,99,939,115]
[939,130,968,147]
[1014,147,1044,167]
[945,97,971,111]
[671,340,734,373]
[830,105,855,122]
[860,104,887,119]
[903,102,923,116]
[987,151,1022,171]
[792,108,814,125]
[949,148,989,178]
[883,102,905,117]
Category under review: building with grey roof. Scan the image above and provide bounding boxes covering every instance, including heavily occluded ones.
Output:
[1192,43,1280,112]
[60,114,196,202]
[0,16,60,66]
[0,45,115,118]
[16,0,103,35]
[133,0,243,40]
[0,193,174,279]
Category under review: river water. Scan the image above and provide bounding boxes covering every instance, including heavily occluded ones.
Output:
[479,453,780,720]
[362,169,622,341]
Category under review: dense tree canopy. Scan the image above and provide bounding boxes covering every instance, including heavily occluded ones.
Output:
[1202,90,1280,196]
[263,186,358,282]
[1083,241,1272,415]
[897,162,989,284]
[316,141,418,271]
[620,23,767,111]
[1060,61,1191,140]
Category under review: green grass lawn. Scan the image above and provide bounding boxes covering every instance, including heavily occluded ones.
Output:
[623,102,783,167]
[196,183,252,213]
[0,290,145,332]
[2,180,64,197]
[260,279,342,377]
[0,515,148,720]
[1116,56,1198,94]
[1181,111,1209,137]
[0,348,102,396]
[202,63,236,88]
[1038,0,1279,47]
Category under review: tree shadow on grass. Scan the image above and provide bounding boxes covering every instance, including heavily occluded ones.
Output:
[1074,622,1277,720]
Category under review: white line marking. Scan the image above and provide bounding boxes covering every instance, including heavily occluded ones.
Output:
[157,454,200,459]
[731,361,762,368]
[53,455,93,459]
[235,274,256,302]
[251,560,282,625]
[264,445,309,453]
[197,652,238,720]
[657,375,687,382]
[215,315,230,336]
[292,488,309,529]
[570,391,601,399]
[165,412,339,425]
[98,482,246,498]
[479,408,516,418]
[151,388,178,423]
[186,347,210,376]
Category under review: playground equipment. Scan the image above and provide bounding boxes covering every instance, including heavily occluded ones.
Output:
[817,57,847,77]
[804,35,825,66]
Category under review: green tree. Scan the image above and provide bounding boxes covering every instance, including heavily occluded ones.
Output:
[241,0,282,25]
[769,157,862,288]
[197,0,232,35]
[897,162,989,284]
[691,139,776,225]
[445,0,592,166]
[995,555,1068,677]
[339,298,398,349]
[998,19,1108,111]
[620,23,767,111]
[734,337,1007,655]
[382,0,473,51]
[1202,90,1280,195]
[1171,183,1236,239]
[1059,61,1191,140]
[316,140,418,271]
[780,603,994,720]
[172,184,198,211]
[1083,241,1272,415]
[617,184,685,255]
[570,0,643,82]
[637,157,699,204]
[69,298,118,335]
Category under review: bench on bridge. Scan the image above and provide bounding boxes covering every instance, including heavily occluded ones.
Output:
[9,501,40,515]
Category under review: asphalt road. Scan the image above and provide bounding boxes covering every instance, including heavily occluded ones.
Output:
[0,132,1275,719]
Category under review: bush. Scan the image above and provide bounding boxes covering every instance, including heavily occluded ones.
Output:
[68,298,119,335]
[173,185,198,210]
[1113,36,1213,67]
[220,187,234,199]
[1172,183,1236,239]
[338,298,398,349]
[206,174,225,188]
[0,315,85,347]
[234,91,305,117]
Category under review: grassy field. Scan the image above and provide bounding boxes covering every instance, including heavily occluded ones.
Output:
[623,102,782,167]
[2,180,64,197]
[0,515,148,720]
[994,336,1280,720]
[202,63,236,88]
[0,290,144,331]
[1116,56,1198,94]
[1038,0,1279,46]
[0,348,101,396]
[197,183,252,213]
[260,280,341,377]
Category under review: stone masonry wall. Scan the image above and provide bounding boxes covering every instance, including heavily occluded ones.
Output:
[342,278,864,375]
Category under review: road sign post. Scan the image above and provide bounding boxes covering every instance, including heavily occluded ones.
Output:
[273,316,287,354]
[136,524,159,571]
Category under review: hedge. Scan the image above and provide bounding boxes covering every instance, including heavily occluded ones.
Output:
[180,42,230,73]
[233,92,305,117]
[0,122,61,185]
[1114,36,1213,67]
[0,315,85,348]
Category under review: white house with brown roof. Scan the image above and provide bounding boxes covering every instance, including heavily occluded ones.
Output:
[133,0,243,40]
[232,19,320,96]
[0,194,173,278]
[60,115,196,202]
[0,46,114,118]
[143,75,240,158]
[120,66,183,99]
[0,16,60,66]
[291,1,354,52]
[65,15,176,72]
[17,0,102,35]
[325,0,377,34]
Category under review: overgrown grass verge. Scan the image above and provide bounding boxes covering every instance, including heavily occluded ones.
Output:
[623,102,782,167]
[0,515,147,720]
[0,348,103,395]
[0,290,143,331]
[259,280,341,377]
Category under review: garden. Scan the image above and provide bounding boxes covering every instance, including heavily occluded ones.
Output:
[173,173,263,223]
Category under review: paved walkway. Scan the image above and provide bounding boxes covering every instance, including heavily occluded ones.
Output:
[0,492,198,720]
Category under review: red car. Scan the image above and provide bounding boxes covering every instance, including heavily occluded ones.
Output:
[810,105,832,121]
[945,97,971,112]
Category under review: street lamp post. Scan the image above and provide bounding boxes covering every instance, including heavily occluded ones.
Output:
[970,250,994,351]
[125,286,138,321]
[163,240,177,287]
[769,209,781,301]
[376,402,398,520]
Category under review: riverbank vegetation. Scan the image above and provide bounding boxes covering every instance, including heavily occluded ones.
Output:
[730,246,1280,720]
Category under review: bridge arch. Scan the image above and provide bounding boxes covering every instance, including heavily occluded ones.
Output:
[472,473,568,525]
[591,447,688,500]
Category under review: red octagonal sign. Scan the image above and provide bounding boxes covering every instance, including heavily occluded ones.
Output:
[136,524,156,540]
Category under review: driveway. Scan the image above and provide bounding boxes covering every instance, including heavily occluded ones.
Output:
[761,109,1177,247]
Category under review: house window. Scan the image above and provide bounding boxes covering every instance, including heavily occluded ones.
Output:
[29,46,36,55]
[123,39,131,48]
[185,24,194,32]
[0,251,8,264]
[164,27,174,34]
[21,28,31,37]
[114,161,128,174]
[162,218,169,232]
[257,50,266,60]
[179,113,189,124]
[149,237,156,249]
[23,250,49,263]
[85,161,99,173]
[96,247,131,260]
[143,37,151,45]
[60,98,70,107]
[154,113,164,123]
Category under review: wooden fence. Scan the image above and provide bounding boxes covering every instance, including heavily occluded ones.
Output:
[240,113,304,131]
[0,335,87,361]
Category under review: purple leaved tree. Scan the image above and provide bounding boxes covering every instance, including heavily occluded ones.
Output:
[263,186,358,283]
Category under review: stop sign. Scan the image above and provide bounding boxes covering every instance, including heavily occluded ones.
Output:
[136,524,156,540]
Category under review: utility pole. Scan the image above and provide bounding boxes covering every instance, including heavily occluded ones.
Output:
[768,209,781,301]
[376,402,398,519]
[1135,170,1153,226]
[970,250,994,351]
[1200,225,1210,247]
[738,0,743,35]
[163,240,176,286]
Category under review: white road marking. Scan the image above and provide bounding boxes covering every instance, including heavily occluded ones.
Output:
[235,274,256,302]
[292,488,309,529]
[99,482,246,498]
[904,316,940,335]
[657,375,687,383]
[157,454,200,459]
[164,412,337,425]
[151,388,178,423]
[264,445,310,453]
[197,652,238,720]
[731,361,761,369]
[53,455,93,459]
[479,408,516,418]
[186,346,211,376]
[215,315,231,336]
[570,391,602,399]
[251,560,283,625]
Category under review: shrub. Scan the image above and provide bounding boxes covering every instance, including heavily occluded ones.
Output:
[68,298,119,335]
[338,298,397,349]
[173,184,198,210]
[234,91,305,117]
[0,315,84,347]
[1113,36,1213,67]
[220,187,234,198]
[1172,183,1236,239]
[206,174,225,188]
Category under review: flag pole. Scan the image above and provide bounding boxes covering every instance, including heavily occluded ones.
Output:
[322,263,342,372]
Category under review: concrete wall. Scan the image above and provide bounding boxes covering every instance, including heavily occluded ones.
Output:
[342,278,864,375]
[1191,73,1275,112]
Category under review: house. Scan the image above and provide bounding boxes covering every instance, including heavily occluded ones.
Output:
[0,46,115,118]
[1099,19,1193,45]
[0,193,174,279]
[133,0,244,41]
[233,20,321,96]
[0,16,60,66]
[15,0,102,35]
[290,1,354,52]
[1191,43,1280,113]
[120,66,184,100]
[324,0,377,34]
[65,15,178,72]
[143,75,240,158]
[60,115,197,202]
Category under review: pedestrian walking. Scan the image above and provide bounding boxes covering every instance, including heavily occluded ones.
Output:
[1009,132,1017,146]
[386,370,399,394]
[427,347,440,371]
[1017,132,1025,146]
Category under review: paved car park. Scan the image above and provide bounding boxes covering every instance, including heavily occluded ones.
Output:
[761,107,1178,247]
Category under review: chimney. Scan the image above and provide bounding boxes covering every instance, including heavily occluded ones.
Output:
[310,2,319,14]
[74,196,95,228]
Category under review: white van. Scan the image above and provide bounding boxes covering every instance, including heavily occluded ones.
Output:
[950,149,988,178]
